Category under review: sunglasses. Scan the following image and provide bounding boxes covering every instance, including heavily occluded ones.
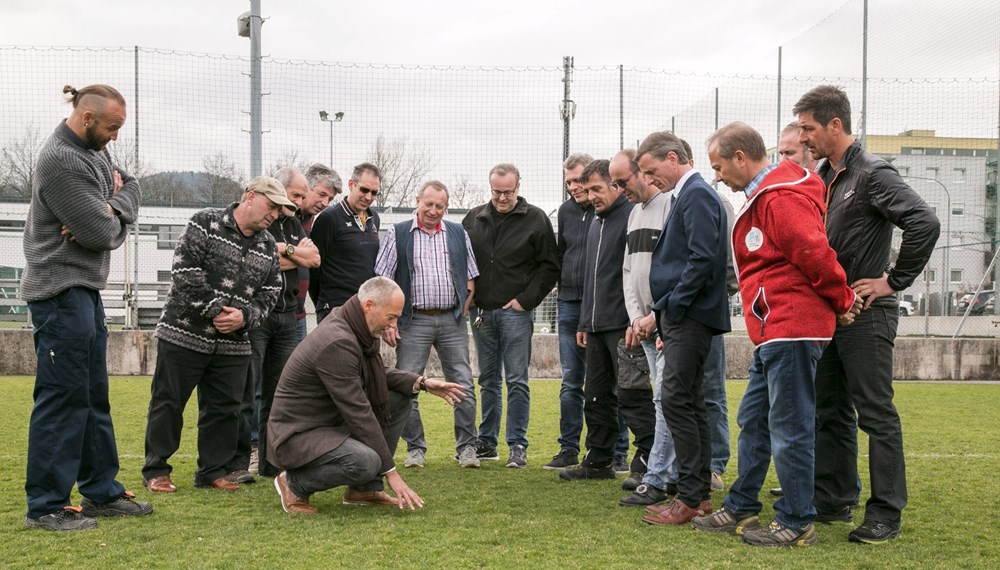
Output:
[358,185,379,196]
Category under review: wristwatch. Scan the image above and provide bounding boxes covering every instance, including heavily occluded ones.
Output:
[284,244,295,257]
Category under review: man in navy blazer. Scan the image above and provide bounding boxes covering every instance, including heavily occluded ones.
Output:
[636,131,731,526]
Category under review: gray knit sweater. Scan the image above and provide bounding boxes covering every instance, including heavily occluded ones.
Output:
[21,121,141,302]
[155,204,281,356]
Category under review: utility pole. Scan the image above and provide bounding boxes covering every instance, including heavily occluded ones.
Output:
[561,56,576,164]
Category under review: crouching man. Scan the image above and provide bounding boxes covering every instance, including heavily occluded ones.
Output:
[267,276,466,513]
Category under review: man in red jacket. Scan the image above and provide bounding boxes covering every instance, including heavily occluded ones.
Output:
[692,122,860,547]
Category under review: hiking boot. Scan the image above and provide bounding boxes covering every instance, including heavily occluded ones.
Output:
[404,449,426,468]
[848,520,901,544]
[506,444,527,468]
[711,471,725,492]
[224,469,256,484]
[619,483,668,507]
[559,463,615,481]
[815,505,853,524]
[81,492,153,517]
[24,506,97,532]
[743,520,818,547]
[622,472,643,491]
[474,440,499,461]
[457,445,481,468]
[612,454,629,474]
[691,504,760,535]
[542,449,579,470]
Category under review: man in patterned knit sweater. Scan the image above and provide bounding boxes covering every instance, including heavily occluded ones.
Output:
[22,84,151,532]
[142,176,291,493]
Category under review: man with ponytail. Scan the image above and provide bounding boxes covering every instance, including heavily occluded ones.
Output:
[21,84,150,531]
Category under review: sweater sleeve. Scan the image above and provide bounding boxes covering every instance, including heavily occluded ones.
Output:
[243,244,281,329]
[41,153,128,252]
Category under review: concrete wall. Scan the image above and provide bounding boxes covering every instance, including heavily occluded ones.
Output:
[2,329,998,381]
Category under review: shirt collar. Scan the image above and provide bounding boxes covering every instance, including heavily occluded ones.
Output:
[743,163,779,199]
[672,168,698,198]
[410,218,444,234]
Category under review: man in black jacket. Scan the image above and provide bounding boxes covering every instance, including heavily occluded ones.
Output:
[463,163,560,468]
[557,159,655,482]
[794,85,940,544]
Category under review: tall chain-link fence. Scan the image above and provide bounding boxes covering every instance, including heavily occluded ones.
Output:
[1,0,999,336]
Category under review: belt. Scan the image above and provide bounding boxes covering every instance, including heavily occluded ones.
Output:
[413,307,454,316]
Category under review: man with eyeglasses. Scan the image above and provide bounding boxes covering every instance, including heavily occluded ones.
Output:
[310,162,382,323]
[463,163,560,468]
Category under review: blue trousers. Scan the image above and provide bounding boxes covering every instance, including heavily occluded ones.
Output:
[25,287,125,518]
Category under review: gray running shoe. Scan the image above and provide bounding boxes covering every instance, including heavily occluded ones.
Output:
[25,507,97,531]
[691,504,760,535]
[457,445,481,468]
[404,449,426,468]
[506,444,527,468]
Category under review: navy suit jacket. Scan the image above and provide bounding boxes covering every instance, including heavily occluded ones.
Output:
[648,172,731,334]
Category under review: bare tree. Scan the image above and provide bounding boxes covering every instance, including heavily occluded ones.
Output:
[202,152,245,205]
[366,134,434,209]
[449,174,486,209]
[268,150,311,177]
[0,124,44,200]
[107,137,152,180]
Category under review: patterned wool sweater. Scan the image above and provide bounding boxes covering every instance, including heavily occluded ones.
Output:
[21,121,141,302]
[155,203,281,356]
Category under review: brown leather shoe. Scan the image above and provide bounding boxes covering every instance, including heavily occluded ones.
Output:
[197,477,239,491]
[144,475,176,493]
[274,472,318,515]
[342,488,398,507]
[642,498,709,525]
[645,499,673,515]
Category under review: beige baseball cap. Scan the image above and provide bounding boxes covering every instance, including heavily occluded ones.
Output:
[246,176,297,212]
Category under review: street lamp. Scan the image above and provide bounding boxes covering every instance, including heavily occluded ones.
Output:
[319,110,344,167]
[904,174,951,315]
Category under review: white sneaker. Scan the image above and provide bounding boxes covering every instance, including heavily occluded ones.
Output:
[457,445,481,468]
[249,446,259,475]
[404,449,426,468]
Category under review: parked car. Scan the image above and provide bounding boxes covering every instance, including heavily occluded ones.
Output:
[898,300,914,316]
[957,290,995,316]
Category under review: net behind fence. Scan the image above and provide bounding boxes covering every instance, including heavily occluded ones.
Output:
[1,0,999,336]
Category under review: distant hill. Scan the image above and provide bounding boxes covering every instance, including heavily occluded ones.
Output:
[139,171,242,207]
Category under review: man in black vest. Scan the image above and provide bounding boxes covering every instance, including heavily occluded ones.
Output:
[375,181,480,468]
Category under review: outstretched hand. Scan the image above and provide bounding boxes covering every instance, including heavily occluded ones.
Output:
[384,470,424,511]
[422,377,467,407]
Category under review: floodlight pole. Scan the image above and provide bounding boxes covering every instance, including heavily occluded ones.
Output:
[319,111,344,166]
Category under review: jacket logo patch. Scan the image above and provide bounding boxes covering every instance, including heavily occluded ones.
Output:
[745,227,764,252]
[843,189,855,200]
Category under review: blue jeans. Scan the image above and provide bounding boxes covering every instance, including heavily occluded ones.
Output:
[295,316,307,343]
[472,307,533,449]
[703,334,731,474]
[26,287,126,518]
[241,310,300,476]
[725,340,826,529]
[641,339,678,489]
[556,300,585,453]
[397,313,477,452]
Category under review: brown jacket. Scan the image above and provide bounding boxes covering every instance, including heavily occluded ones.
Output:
[267,305,418,473]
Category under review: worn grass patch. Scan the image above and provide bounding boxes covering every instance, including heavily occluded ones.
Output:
[0,377,997,568]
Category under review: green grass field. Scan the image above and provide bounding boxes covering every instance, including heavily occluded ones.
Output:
[1,376,997,569]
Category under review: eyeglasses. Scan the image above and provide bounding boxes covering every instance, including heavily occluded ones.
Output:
[610,171,636,191]
[358,186,379,196]
[491,188,517,199]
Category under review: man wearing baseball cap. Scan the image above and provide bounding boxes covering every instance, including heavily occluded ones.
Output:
[142,175,285,493]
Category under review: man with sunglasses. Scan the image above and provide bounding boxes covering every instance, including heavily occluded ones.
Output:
[462,163,560,468]
[310,162,382,323]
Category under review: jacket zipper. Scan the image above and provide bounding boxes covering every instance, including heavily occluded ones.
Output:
[591,217,604,330]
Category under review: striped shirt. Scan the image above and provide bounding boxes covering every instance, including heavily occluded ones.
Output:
[375,219,479,310]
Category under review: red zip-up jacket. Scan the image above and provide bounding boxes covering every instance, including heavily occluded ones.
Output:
[732,160,857,347]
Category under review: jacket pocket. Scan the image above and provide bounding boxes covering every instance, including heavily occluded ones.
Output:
[751,285,770,338]
[616,337,651,390]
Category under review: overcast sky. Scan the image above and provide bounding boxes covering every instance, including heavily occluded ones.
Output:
[2,0,841,71]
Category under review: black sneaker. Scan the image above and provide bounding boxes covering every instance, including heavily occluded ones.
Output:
[506,444,527,468]
[848,520,901,544]
[619,484,668,507]
[621,472,643,491]
[224,470,257,485]
[612,455,629,474]
[24,506,97,531]
[81,492,153,517]
[815,505,853,524]
[559,463,615,481]
[542,449,579,470]
[743,520,818,547]
[691,504,761,535]
[475,440,500,461]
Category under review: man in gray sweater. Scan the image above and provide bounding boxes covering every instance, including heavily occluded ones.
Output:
[21,84,150,532]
